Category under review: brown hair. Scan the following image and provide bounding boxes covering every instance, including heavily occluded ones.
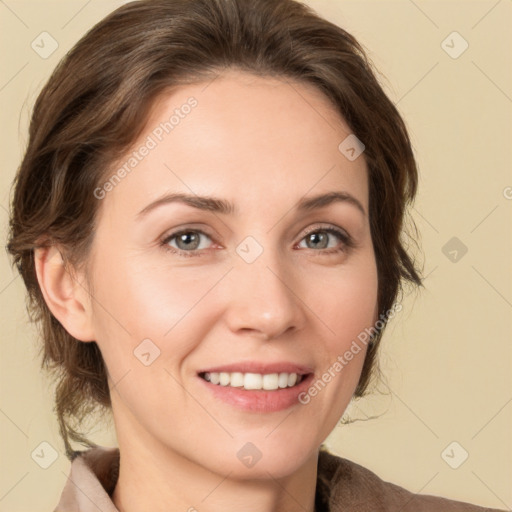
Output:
[7,0,422,459]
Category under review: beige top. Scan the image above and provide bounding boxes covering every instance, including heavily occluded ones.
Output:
[54,445,505,511]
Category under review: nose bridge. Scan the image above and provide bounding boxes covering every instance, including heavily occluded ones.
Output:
[225,237,305,339]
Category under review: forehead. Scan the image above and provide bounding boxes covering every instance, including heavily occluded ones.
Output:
[99,70,368,220]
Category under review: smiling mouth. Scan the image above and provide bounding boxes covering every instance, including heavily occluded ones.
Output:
[199,371,308,391]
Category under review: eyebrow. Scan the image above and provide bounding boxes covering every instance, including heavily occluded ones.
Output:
[137,190,366,218]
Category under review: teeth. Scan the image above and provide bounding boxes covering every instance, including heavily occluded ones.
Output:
[263,373,278,389]
[202,372,304,390]
[230,372,244,387]
[244,373,262,389]
[287,373,297,387]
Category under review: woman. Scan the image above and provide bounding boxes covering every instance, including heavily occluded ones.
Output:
[6,0,505,510]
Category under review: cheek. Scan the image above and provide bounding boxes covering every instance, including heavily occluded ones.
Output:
[305,254,378,397]
[87,252,220,373]
[313,257,378,352]
[295,258,378,440]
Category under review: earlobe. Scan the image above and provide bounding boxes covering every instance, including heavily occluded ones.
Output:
[34,245,96,342]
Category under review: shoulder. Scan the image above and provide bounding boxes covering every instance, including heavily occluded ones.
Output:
[54,445,120,512]
[316,448,505,512]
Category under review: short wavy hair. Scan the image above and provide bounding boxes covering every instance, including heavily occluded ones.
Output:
[7,0,422,458]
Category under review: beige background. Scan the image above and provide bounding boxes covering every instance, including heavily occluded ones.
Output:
[1,0,511,510]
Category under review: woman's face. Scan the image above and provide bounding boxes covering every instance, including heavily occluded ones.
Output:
[84,70,378,477]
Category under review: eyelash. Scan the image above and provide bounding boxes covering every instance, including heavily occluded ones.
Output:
[160,225,354,258]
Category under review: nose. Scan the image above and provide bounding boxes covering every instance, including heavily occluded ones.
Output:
[223,249,307,341]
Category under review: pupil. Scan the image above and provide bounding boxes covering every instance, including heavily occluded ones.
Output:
[178,232,198,250]
[309,232,327,249]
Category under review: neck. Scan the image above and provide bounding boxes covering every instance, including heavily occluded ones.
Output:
[111,425,319,512]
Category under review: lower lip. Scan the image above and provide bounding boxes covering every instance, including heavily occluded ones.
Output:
[197,374,314,412]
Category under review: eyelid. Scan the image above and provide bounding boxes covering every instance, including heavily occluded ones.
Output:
[297,224,356,251]
[160,226,216,255]
[300,223,351,241]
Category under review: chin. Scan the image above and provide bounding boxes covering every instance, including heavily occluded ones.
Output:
[205,437,318,480]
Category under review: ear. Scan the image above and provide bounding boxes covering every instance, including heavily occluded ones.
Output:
[34,245,96,342]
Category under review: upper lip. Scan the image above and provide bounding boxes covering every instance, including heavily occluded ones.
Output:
[197,361,314,376]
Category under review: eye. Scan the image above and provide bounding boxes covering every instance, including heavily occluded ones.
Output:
[161,229,214,257]
[297,226,353,254]
[160,225,354,258]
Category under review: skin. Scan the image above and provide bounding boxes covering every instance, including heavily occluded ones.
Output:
[36,70,378,512]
